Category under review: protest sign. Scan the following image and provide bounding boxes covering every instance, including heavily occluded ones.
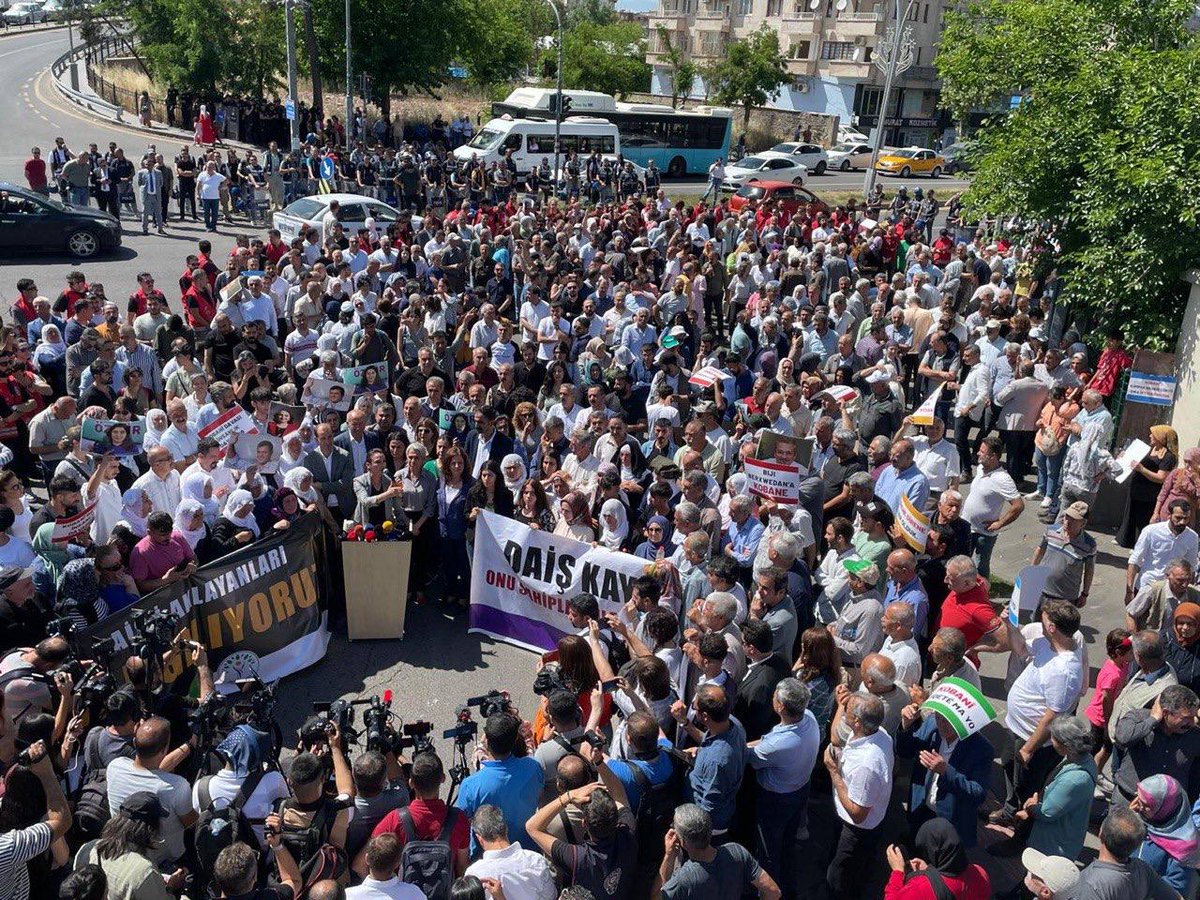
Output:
[744,457,801,504]
[815,385,858,406]
[910,384,944,426]
[267,403,305,436]
[81,418,145,458]
[470,511,650,652]
[895,493,931,552]
[198,406,259,445]
[342,362,388,391]
[1114,438,1152,484]
[235,433,282,474]
[74,514,329,691]
[755,432,813,472]
[302,377,352,412]
[688,366,732,390]
[52,502,97,544]
[1007,564,1051,626]
[921,676,998,739]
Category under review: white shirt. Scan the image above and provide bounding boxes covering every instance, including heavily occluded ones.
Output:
[197,170,226,200]
[911,435,961,495]
[835,730,893,829]
[645,402,681,430]
[465,843,557,900]
[184,461,238,512]
[191,769,290,847]
[160,424,200,464]
[547,402,584,434]
[561,453,600,494]
[519,299,550,342]
[1004,631,1085,743]
[132,468,182,516]
[880,635,922,687]
[1130,522,1200,591]
[346,877,427,900]
[535,316,570,361]
[955,364,990,420]
[961,465,1019,535]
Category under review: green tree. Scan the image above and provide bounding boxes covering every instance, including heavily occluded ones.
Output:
[706,26,787,133]
[460,0,535,88]
[557,21,650,99]
[937,0,1200,348]
[655,25,696,108]
[564,0,616,28]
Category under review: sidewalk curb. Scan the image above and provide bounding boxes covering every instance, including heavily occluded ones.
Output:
[0,22,69,39]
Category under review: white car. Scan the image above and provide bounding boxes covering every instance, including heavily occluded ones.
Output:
[272,194,418,244]
[768,142,829,175]
[838,128,870,144]
[721,152,808,190]
[827,141,874,171]
[3,2,48,23]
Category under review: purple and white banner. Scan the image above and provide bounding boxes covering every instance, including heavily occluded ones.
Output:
[469,511,649,653]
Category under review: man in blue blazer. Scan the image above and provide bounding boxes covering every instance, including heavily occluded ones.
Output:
[895,701,993,846]
[463,405,515,478]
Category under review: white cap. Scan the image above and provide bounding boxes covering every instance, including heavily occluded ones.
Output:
[1022,849,1080,893]
[866,370,891,384]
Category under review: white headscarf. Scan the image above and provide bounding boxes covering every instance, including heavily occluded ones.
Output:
[175,498,207,549]
[598,498,629,549]
[284,466,319,504]
[117,487,149,537]
[222,489,260,538]
[144,408,169,450]
[501,453,527,494]
[181,470,219,525]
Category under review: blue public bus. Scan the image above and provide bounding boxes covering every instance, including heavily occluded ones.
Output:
[492,88,732,178]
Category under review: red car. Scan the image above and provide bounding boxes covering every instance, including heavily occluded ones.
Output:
[728,180,830,218]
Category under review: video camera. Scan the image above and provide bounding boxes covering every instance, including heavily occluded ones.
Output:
[127,607,183,658]
[466,690,513,719]
[532,663,575,698]
[394,720,435,754]
[443,707,478,744]
[312,697,362,745]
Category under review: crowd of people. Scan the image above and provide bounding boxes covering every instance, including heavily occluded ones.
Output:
[2,123,1199,900]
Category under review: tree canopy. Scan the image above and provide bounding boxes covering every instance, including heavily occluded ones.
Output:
[558,21,650,99]
[937,0,1200,348]
[706,26,788,133]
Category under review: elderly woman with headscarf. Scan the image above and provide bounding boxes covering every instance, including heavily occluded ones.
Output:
[209,489,260,556]
[555,491,595,543]
[174,498,211,559]
[1154,447,1200,526]
[633,515,671,561]
[884,818,991,899]
[500,453,527,496]
[596,498,630,550]
[1163,602,1200,695]
[57,554,111,629]
[30,522,84,604]
[181,470,220,526]
[115,487,151,539]
[283,466,337,531]
[142,408,169,452]
[718,472,750,531]
[194,725,291,849]
[1130,773,1200,895]
[1118,424,1179,548]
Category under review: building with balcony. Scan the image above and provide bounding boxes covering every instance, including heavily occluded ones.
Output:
[646,0,950,146]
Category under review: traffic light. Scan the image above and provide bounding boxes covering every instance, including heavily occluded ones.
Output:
[560,95,573,116]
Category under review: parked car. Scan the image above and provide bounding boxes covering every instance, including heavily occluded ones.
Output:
[40,0,67,18]
[874,147,946,177]
[727,181,830,218]
[768,142,829,175]
[722,152,808,190]
[0,183,122,259]
[942,141,975,174]
[2,2,48,23]
[826,141,874,171]
[838,127,870,144]
[272,194,418,244]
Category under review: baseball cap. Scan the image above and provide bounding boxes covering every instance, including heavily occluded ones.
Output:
[120,791,168,824]
[1029,326,1046,340]
[1063,501,1090,521]
[985,318,1002,330]
[0,566,31,591]
[857,499,895,528]
[1022,849,1080,893]
[866,370,890,384]
[662,333,682,349]
[842,557,880,585]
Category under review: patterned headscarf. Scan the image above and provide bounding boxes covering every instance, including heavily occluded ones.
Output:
[1137,774,1200,866]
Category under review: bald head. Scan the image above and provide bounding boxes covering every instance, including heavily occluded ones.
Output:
[134,716,172,761]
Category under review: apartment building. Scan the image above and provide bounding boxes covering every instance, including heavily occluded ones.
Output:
[646,0,949,146]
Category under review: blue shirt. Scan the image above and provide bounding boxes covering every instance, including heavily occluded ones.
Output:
[454,755,544,856]
[875,463,930,518]
[608,739,675,811]
[883,576,931,638]
[724,516,765,566]
[748,712,820,794]
[685,717,748,831]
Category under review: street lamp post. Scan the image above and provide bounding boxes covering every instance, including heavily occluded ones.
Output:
[345,0,353,149]
[545,0,564,194]
[862,0,917,198]
[284,0,301,150]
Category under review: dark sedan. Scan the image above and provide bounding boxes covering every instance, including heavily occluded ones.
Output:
[0,182,122,259]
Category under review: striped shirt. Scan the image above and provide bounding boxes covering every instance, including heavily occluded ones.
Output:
[0,822,51,900]
[116,342,164,395]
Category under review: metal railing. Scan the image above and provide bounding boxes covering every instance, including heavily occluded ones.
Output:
[85,35,163,122]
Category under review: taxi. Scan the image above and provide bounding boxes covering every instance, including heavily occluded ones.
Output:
[874,147,945,178]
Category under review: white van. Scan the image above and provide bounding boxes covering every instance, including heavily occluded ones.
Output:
[453,116,620,175]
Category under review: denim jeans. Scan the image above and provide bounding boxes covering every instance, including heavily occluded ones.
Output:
[68,186,90,207]
[1034,447,1064,505]
[201,197,219,231]
[973,530,998,579]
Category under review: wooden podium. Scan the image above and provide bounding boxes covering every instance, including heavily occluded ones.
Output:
[342,540,411,640]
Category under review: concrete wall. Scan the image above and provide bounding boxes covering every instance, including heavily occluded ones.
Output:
[1172,269,1200,451]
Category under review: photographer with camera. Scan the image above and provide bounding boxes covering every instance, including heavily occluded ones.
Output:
[210,818,303,900]
[360,751,470,883]
[346,750,411,860]
[455,714,544,856]
[275,723,355,880]
[0,636,71,732]
[0,739,72,900]
[125,627,215,758]
[532,691,603,806]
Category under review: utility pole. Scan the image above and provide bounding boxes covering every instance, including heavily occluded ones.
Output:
[546,0,563,191]
[67,0,78,91]
[863,0,916,199]
[285,0,301,150]
[344,0,353,149]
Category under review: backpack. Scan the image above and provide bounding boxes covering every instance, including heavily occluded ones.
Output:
[398,806,460,900]
[629,750,685,866]
[193,769,266,888]
[278,797,349,894]
[73,738,112,840]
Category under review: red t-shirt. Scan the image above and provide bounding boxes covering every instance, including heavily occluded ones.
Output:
[884,865,991,899]
[25,158,47,189]
[938,577,1001,651]
[371,799,470,852]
